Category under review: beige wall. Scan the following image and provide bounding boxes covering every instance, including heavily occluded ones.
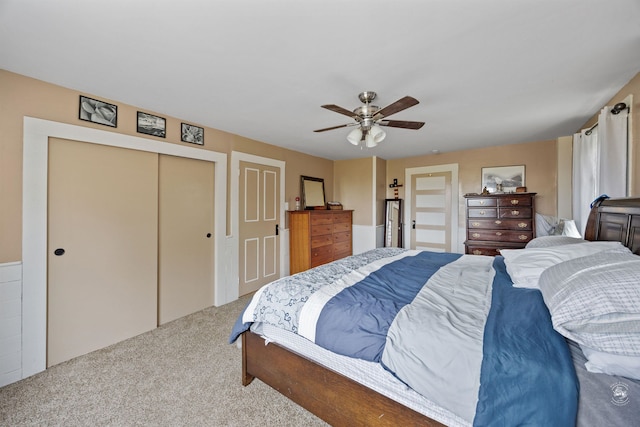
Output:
[375,157,386,227]
[334,157,373,225]
[0,69,333,263]
[387,139,558,229]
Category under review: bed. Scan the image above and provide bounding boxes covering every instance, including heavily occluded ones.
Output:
[229,197,640,426]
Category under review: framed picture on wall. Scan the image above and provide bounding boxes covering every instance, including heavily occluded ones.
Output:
[137,112,166,138]
[481,165,525,193]
[79,95,117,127]
[181,123,204,145]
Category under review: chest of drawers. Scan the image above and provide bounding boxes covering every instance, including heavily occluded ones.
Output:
[288,210,353,274]
[464,193,536,256]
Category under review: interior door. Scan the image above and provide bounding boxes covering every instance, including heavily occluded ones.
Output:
[47,138,158,367]
[239,161,280,295]
[410,171,452,252]
[158,155,215,325]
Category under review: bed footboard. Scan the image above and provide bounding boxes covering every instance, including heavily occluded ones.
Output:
[241,331,444,427]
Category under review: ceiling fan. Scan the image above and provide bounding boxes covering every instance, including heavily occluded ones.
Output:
[314,91,425,148]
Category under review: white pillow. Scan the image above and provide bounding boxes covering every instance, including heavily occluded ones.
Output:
[553,219,582,238]
[580,345,640,380]
[500,241,630,289]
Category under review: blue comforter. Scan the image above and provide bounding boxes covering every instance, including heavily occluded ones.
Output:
[229,249,578,426]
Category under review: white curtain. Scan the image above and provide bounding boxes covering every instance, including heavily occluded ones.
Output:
[572,128,599,235]
[598,105,629,197]
[572,104,629,235]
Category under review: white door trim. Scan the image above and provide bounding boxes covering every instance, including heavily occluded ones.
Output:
[22,117,227,379]
[404,164,460,253]
[230,151,286,301]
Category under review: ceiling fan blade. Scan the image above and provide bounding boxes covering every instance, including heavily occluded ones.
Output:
[378,120,425,130]
[313,123,354,132]
[321,104,359,119]
[374,96,419,119]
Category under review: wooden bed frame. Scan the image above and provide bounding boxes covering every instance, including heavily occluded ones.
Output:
[241,197,640,426]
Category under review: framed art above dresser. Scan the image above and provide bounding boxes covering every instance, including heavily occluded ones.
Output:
[464,193,536,255]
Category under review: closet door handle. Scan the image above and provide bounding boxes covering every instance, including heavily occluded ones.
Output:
[206,233,212,238]
[54,248,65,256]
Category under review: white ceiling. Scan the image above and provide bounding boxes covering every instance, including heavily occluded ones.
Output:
[2,0,640,160]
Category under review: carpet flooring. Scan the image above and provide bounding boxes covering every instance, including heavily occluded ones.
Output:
[0,295,327,426]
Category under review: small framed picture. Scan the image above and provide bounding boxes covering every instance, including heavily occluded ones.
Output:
[481,165,525,193]
[137,112,166,138]
[79,95,117,127]
[181,123,204,145]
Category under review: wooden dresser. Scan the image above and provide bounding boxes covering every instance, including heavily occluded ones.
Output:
[289,210,353,274]
[464,193,536,256]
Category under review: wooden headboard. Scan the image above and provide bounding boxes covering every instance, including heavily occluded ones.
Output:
[584,197,640,254]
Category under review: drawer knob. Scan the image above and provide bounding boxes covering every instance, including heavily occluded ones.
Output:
[511,210,520,216]
[473,250,482,255]
[479,210,486,215]
[519,235,528,240]
[472,233,480,238]
[494,220,502,225]
[472,221,480,227]
[496,231,502,236]
[510,199,519,205]
[518,222,527,228]
[479,200,485,205]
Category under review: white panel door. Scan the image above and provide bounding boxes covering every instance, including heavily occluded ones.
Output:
[239,161,280,295]
[410,172,452,252]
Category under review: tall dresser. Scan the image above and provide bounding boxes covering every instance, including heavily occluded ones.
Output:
[289,210,353,274]
[464,193,536,256]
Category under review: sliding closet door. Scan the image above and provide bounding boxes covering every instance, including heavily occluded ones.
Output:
[158,155,215,325]
[47,138,158,367]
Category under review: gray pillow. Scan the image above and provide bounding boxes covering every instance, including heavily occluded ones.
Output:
[538,252,640,356]
[525,235,584,249]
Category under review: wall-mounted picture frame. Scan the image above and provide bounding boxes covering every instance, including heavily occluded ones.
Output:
[136,111,166,138]
[79,95,117,127]
[481,165,525,193]
[181,123,204,145]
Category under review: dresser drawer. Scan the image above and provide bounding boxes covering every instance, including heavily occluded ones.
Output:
[332,212,352,223]
[333,231,351,243]
[311,245,333,267]
[499,207,532,219]
[466,246,501,256]
[311,215,333,226]
[466,198,497,208]
[468,218,532,231]
[497,195,532,207]
[467,229,533,243]
[333,240,352,255]
[311,224,333,236]
[467,208,498,218]
[311,234,333,248]
[333,221,351,233]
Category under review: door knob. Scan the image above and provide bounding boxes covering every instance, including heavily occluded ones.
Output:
[206,233,212,238]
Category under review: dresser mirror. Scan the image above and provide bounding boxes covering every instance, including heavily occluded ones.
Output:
[301,175,326,209]
[384,199,403,247]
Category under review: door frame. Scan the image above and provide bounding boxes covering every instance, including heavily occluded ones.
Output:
[404,163,460,253]
[230,152,286,301]
[22,117,227,379]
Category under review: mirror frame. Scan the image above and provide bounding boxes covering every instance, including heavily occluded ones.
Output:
[384,198,403,248]
[300,175,326,210]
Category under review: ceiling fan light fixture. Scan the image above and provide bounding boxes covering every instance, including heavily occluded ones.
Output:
[347,127,362,145]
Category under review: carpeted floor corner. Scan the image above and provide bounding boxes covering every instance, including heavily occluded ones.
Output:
[0,295,328,426]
